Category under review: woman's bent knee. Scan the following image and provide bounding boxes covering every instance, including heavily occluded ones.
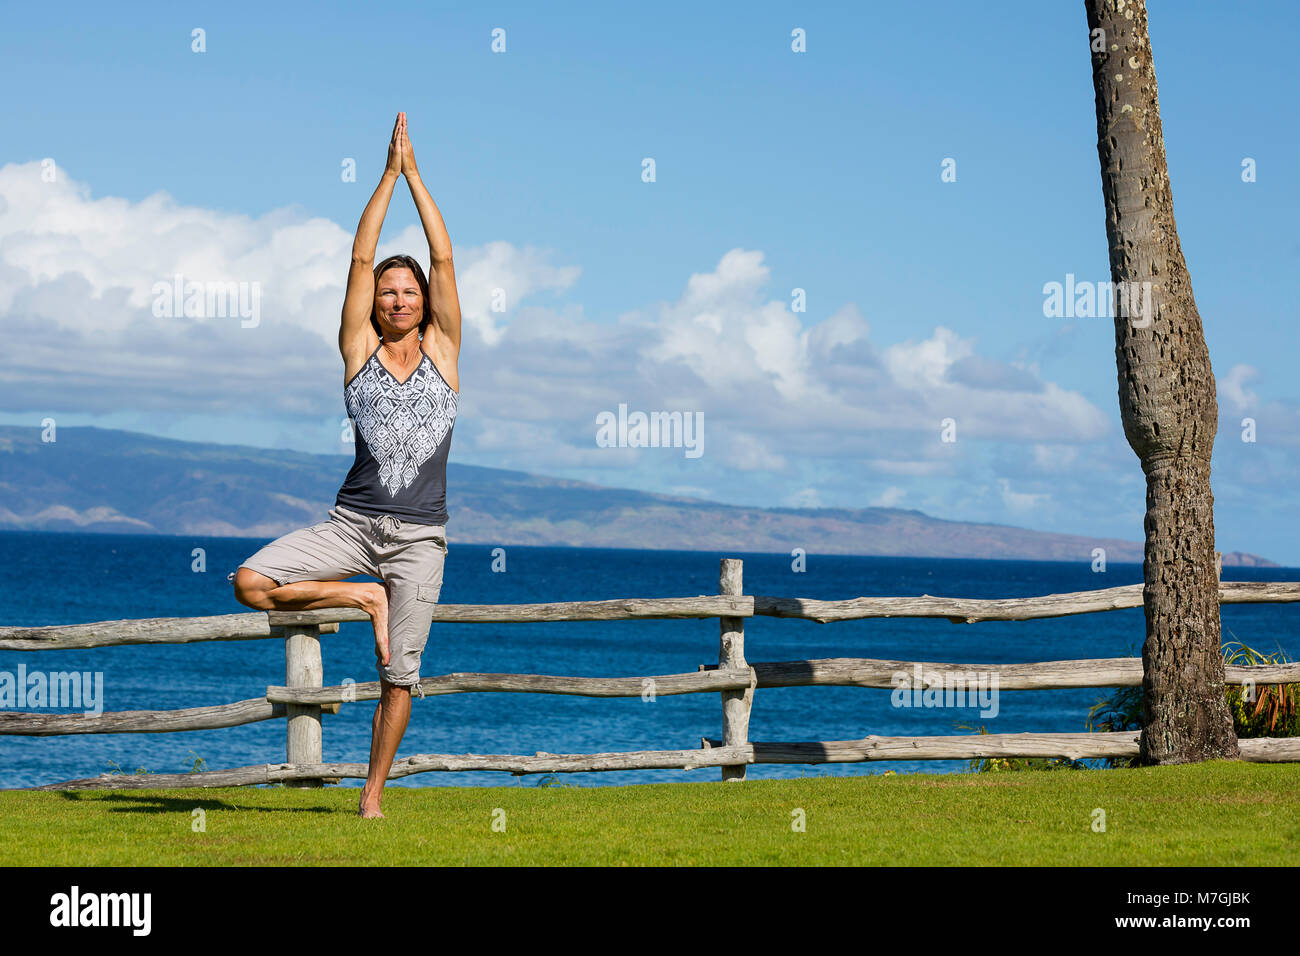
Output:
[232,567,277,609]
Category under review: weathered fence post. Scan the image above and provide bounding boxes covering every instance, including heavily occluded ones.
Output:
[284,623,323,788]
[718,558,752,781]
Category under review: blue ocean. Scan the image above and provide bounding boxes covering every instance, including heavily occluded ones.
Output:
[1,530,1295,790]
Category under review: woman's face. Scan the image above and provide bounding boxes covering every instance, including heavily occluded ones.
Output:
[375,266,423,337]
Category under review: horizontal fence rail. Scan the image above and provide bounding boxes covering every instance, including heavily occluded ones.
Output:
[7,658,1297,738]
[0,615,341,652]
[0,698,286,736]
[3,558,1297,790]
[752,580,1300,623]
[7,582,1295,652]
[0,596,751,651]
[26,735,1300,792]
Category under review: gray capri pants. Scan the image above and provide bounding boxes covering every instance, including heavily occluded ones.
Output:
[236,505,447,687]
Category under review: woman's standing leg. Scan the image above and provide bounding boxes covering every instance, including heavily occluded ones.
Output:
[359,682,411,818]
[358,522,448,817]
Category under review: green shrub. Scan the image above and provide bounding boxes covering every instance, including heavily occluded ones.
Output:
[531,773,580,788]
[1085,681,1143,769]
[105,760,153,776]
[956,723,1088,773]
[1223,641,1300,737]
[1086,638,1299,768]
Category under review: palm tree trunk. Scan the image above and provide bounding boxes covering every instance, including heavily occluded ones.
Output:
[1084,0,1238,762]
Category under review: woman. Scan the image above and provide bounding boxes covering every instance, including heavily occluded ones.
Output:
[232,112,461,818]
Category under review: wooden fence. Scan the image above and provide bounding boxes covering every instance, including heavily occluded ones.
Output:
[3,558,1299,790]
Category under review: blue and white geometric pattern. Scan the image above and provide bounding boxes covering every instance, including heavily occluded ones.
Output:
[345,351,458,497]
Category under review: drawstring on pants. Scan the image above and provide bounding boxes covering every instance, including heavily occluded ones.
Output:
[375,513,402,545]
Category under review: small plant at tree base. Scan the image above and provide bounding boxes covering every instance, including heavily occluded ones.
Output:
[1087,638,1299,767]
[533,774,579,788]
[1086,685,1144,769]
[1223,641,1300,737]
[956,723,1087,773]
[106,760,153,776]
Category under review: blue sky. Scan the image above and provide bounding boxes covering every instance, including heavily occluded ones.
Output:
[1,1,1297,563]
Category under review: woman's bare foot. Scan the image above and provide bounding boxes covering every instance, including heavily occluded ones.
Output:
[357,583,390,665]
[358,783,385,819]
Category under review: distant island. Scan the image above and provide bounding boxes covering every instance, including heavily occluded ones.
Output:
[0,425,1277,566]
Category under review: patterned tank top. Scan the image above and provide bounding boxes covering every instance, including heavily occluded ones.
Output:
[335,343,458,525]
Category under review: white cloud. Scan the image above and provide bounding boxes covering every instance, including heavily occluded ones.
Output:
[867,459,951,477]
[722,430,786,472]
[997,478,1050,514]
[786,487,823,507]
[873,486,907,507]
[1219,363,1259,414]
[884,326,973,389]
[0,163,1133,531]
[436,238,580,346]
[645,248,813,401]
[1030,443,1080,471]
[0,162,576,350]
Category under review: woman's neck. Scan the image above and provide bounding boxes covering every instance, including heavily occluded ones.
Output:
[381,332,422,362]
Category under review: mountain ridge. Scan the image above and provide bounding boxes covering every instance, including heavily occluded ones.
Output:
[0,425,1278,566]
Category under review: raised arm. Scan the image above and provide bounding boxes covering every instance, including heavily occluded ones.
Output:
[400,121,462,361]
[339,114,403,366]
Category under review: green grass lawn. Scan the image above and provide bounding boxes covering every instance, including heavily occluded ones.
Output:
[1,761,1295,866]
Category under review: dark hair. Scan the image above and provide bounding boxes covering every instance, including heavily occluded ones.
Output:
[371,254,433,341]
